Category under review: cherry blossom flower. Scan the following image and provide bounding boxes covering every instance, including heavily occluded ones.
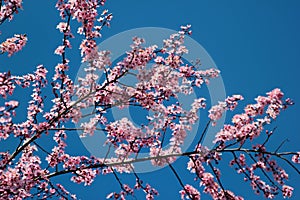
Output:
[0,34,27,56]
[180,184,200,200]
[282,185,293,198]
[0,1,297,199]
[209,95,243,126]
[292,152,300,164]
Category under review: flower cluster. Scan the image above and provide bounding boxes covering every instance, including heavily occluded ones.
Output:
[56,0,112,62]
[106,178,159,200]
[0,0,298,199]
[0,144,49,199]
[0,0,23,24]
[0,71,14,98]
[209,95,243,126]
[0,100,18,139]
[180,184,201,200]
[214,88,292,144]
[0,34,27,56]
[187,149,244,200]
[282,185,294,198]
[292,152,300,164]
[230,148,292,199]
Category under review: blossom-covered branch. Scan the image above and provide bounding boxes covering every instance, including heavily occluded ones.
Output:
[0,1,299,200]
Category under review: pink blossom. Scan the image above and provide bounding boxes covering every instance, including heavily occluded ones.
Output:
[0,0,297,198]
[180,184,200,200]
[56,22,69,33]
[0,0,23,23]
[292,152,300,164]
[282,185,293,198]
[209,95,243,126]
[5,100,19,108]
[0,34,27,56]
[54,45,65,55]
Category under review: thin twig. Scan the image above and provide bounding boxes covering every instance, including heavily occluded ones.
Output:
[168,162,193,200]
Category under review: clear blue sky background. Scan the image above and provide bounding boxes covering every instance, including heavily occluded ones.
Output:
[1,1,300,199]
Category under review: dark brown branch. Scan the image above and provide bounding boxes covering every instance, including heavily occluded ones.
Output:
[231,152,265,195]
[275,139,289,153]
[248,153,280,192]
[49,127,105,132]
[207,162,228,199]
[217,148,300,175]
[196,120,211,149]
[168,162,194,200]
[44,147,300,180]
[4,68,130,168]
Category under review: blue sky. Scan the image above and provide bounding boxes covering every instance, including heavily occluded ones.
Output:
[1,0,300,199]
